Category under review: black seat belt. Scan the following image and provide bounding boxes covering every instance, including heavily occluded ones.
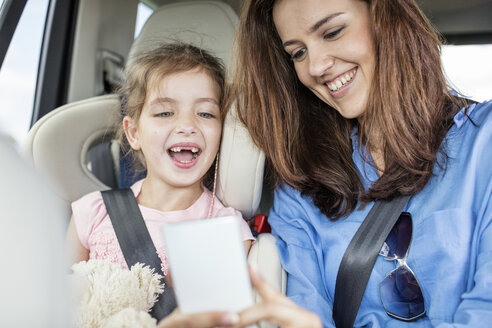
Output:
[333,195,411,328]
[89,142,118,189]
[101,189,177,320]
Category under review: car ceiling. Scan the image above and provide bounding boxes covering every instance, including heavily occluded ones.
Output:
[143,0,492,39]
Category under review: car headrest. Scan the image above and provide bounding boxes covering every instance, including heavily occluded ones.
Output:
[128,1,238,67]
[22,95,120,203]
[22,1,265,219]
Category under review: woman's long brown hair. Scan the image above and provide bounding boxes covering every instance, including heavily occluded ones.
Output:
[231,0,465,220]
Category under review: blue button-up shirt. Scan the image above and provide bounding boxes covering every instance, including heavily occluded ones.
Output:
[269,99,492,327]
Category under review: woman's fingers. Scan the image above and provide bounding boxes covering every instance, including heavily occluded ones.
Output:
[249,266,291,306]
[237,302,288,327]
[238,299,321,328]
[157,308,239,328]
[236,266,322,328]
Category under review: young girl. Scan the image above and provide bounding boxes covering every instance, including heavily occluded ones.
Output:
[65,43,254,275]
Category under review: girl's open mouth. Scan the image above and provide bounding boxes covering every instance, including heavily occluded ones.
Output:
[167,144,202,168]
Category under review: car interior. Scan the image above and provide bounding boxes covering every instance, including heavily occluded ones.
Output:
[19,2,284,325]
[0,0,491,325]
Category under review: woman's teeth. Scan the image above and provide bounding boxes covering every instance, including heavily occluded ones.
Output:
[327,70,355,91]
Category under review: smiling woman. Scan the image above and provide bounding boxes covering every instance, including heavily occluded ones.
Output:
[232,0,492,326]
[272,0,376,120]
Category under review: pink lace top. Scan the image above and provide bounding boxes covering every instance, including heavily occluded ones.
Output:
[72,179,255,275]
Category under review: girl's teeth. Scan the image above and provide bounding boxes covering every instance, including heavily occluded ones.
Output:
[170,147,199,153]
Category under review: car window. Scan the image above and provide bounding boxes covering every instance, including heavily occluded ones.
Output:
[442,44,492,102]
[135,1,153,39]
[0,0,49,147]
[0,0,152,148]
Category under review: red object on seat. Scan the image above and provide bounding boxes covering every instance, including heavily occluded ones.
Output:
[252,214,271,234]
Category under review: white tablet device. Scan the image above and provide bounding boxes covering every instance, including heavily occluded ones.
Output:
[162,216,254,314]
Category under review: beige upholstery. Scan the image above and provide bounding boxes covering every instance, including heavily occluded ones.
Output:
[22,1,285,316]
[23,95,121,217]
[128,1,238,67]
[248,233,287,295]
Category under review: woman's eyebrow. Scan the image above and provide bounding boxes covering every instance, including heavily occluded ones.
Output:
[309,12,344,33]
[283,12,344,48]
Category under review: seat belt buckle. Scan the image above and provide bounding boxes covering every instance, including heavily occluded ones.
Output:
[250,214,271,237]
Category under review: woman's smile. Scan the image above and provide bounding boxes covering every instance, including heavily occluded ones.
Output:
[325,67,357,98]
[273,0,375,119]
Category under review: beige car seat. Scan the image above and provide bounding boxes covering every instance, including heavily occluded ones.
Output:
[22,0,285,318]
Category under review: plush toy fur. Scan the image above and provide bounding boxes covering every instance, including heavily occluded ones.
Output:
[70,259,164,327]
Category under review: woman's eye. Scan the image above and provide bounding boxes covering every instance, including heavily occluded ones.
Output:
[198,112,216,119]
[290,48,307,62]
[323,26,345,40]
[157,112,173,118]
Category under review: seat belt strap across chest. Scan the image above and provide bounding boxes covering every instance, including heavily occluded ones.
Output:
[333,195,411,328]
[101,188,177,320]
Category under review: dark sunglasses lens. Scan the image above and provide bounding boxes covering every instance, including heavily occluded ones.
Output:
[385,213,412,259]
[380,266,425,320]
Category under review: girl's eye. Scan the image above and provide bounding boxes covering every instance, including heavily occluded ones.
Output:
[157,112,173,118]
[198,112,216,119]
[290,48,307,62]
[323,26,345,40]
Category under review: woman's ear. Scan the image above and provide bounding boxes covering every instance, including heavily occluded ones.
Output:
[123,116,141,151]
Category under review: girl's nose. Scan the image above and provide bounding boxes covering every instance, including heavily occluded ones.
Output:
[309,49,335,77]
[175,114,197,135]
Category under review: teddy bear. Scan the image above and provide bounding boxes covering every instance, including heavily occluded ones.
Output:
[69,259,165,328]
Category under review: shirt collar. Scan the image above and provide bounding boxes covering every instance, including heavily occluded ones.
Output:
[350,102,475,187]
[453,102,476,128]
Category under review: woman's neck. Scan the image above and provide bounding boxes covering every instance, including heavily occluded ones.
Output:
[358,118,385,175]
[137,177,203,212]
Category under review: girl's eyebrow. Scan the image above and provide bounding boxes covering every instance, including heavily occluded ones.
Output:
[282,12,345,48]
[196,98,219,105]
[150,97,218,105]
[150,97,175,105]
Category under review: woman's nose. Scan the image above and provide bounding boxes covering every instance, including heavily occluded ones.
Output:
[309,49,335,77]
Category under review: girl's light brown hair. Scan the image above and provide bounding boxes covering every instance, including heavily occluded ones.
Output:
[117,42,226,189]
[232,0,467,219]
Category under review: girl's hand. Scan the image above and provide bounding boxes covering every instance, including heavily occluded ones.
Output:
[157,308,240,328]
[236,266,322,328]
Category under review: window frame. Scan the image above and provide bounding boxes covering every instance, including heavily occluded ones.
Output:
[32,0,79,126]
[0,0,27,69]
